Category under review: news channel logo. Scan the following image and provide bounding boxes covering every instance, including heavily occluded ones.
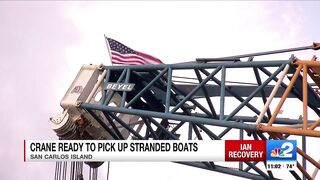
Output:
[266,140,297,161]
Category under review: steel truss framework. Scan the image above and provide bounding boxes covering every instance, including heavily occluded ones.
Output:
[73,44,320,180]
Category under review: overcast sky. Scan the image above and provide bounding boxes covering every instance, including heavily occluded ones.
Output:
[1,1,319,180]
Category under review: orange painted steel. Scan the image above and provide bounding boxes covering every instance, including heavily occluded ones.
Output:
[310,56,320,74]
[294,60,320,67]
[271,133,320,169]
[297,148,320,169]
[259,124,320,137]
[267,65,302,126]
[257,57,320,179]
[309,119,320,130]
[303,64,308,130]
[307,68,320,91]
[297,163,313,180]
[311,67,320,74]
[310,66,320,74]
[312,159,320,179]
[304,56,320,90]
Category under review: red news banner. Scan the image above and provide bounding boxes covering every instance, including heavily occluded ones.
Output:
[225,140,266,161]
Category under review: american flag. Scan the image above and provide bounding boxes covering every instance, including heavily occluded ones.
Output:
[106,37,163,65]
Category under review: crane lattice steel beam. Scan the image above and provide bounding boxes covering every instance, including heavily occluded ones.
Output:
[74,58,320,180]
[52,43,320,180]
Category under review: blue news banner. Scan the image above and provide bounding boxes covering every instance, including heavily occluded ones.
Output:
[266,140,297,170]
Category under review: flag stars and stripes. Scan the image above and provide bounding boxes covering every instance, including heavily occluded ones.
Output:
[106,37,163,65]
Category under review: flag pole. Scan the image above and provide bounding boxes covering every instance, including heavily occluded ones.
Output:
[104,34,113,66]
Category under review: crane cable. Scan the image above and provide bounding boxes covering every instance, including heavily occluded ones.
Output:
[54,161,68,180]
[106,161,110,180]
[62,162,67,180]
[89,167,98,180]
[70,162,75,180]
[54,162,60,180]
[93,167,98,180]
[56,161,73,180]
[76,162,84,180]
